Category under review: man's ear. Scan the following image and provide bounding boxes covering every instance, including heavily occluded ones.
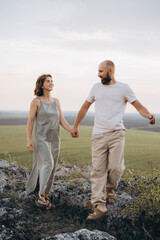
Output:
[109,68,112,74]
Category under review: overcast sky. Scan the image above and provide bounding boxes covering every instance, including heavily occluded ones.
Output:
[0,0,160,113]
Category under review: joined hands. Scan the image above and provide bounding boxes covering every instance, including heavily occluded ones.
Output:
[71,127,79,138]
[149,115,156,125]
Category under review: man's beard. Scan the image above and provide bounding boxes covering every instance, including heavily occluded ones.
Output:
[101,72,112,85]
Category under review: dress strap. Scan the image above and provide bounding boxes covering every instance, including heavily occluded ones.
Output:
[36,97,42,113]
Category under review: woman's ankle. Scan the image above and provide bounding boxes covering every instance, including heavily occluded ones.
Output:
[44,193,49,198]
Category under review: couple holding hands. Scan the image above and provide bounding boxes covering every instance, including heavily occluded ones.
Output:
[26,60,155,220]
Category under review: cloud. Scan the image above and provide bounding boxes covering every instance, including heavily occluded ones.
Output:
[1,0,160,57]
[0,0,160,112]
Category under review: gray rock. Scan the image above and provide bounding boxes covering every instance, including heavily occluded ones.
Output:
[1,207,24,219]
[41,228,116,240]
[106,191,132,222]
[0,207,7,216]
[0,225,13,240]
[1,198,11,205]
[0,160,30,194]
[0,160,10,169]
[51,167,132,215]
[0,159,134,240]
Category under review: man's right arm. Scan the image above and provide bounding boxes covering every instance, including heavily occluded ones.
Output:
[71,100,92,137]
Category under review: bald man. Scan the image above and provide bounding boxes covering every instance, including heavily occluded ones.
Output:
[71,60,155,220]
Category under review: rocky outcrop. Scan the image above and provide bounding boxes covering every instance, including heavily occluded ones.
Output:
[42,228,116,240]
[0,160,133,240]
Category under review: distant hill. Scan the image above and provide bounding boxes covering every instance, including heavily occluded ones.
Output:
[0,111,29,118]
[0,111,159,131]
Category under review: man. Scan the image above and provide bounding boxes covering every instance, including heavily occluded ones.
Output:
[71,60,155,220]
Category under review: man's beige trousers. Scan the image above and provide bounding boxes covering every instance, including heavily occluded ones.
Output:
[90,130,126,206]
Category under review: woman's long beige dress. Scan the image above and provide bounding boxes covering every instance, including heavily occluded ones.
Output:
[26,98,60,196]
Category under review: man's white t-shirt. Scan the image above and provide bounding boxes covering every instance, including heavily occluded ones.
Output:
[87,81,137,134]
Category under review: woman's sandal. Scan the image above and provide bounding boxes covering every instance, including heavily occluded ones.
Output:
[106,189,116,204]
[35,195,47,208]
[86,207,107,220]
[45,197,53,210]
[86,200,93,209]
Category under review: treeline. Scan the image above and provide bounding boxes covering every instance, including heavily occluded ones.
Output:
[0,112,160,131]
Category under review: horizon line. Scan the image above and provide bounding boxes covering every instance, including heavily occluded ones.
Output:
[0,110,160,115]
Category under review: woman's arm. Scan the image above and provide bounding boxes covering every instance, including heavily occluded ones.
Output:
[27,98,39,152]
[55,98,72,133]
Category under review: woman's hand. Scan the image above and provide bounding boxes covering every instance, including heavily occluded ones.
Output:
[27,139,34,152]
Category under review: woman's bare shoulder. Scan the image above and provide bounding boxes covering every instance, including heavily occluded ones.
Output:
[31,97,40,106]
[54,98,60,105]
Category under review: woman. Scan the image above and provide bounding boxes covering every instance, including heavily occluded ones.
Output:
[26,74,72,209]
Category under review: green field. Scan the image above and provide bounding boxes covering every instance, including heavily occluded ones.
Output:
[0,125,159,172]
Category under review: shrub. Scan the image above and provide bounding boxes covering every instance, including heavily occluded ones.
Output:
[122,162,160,240]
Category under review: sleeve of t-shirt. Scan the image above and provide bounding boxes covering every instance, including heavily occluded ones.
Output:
[86,85,96,103]
[125,84,137,103]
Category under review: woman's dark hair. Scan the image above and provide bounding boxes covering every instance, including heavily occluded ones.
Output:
[34,74,52,96]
